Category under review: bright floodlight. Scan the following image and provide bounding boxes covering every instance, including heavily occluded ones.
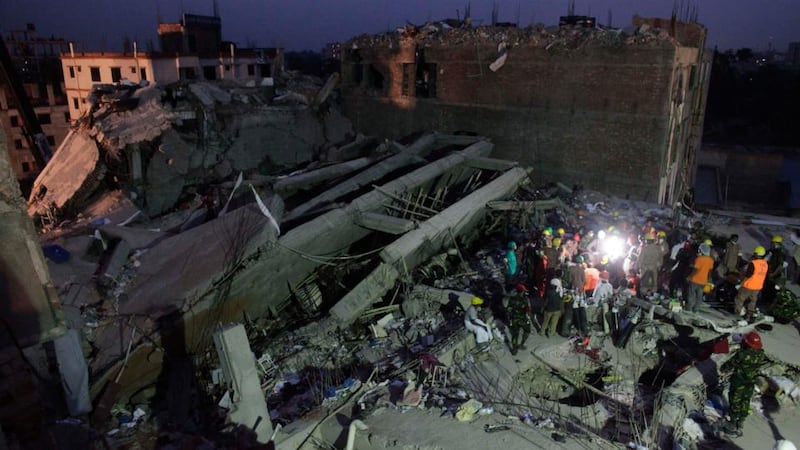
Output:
[601,236,626,260]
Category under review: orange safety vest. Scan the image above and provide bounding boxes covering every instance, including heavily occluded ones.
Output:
[742,259,767,290]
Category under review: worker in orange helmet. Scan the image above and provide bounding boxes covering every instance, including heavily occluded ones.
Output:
[720,331,766,437]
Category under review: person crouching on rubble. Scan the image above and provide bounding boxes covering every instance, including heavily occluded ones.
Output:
[506,283,532,355]
[540,278,564,338]
[721,331,766,437]
[464,297,493,351]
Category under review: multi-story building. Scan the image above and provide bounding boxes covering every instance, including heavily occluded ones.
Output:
[61,13,283,121]
[0,24,71,180]
[322,42,342,61]
[341,16,712,204]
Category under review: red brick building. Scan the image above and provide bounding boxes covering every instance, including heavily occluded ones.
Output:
[341,16,711,204]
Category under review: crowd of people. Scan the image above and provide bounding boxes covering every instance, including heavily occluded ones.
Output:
[459,215,800,440]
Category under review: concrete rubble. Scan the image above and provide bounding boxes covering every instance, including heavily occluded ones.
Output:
[9,73,800,450]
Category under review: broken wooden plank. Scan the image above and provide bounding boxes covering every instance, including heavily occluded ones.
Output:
[465,156,518,171]
[355,212,417,235]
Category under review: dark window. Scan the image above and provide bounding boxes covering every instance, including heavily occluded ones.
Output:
[415,62,437,98]
[22,162,30,172]
[352,64,363,85]
[401,64,414,97]
[203,65,217,80]
[130,66,136,73]
[260,64,271,77]
[14,139,23,149]
[179,67,196,80]
[140,68,147,80]
[68,66,75,78]
[64,112,71,123]
[90,67,101,82]
[224,65,230,71]
[188,35,197,52]
[46,135,55,146]
[111,67,122,82]
[10,116,19,127]
[247,64,255,76]
[367,65,385,92]
[37,113,51,124]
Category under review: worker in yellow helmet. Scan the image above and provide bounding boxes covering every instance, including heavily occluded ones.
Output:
[734,246,768,321]
[464,296,493,347]
[763,235,787,304]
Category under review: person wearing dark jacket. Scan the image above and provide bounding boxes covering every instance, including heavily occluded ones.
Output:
[540,278,564,338]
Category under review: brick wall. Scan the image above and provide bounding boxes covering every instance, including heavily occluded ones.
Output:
[343,41,684,201]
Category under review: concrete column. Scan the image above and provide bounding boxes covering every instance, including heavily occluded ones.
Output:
[0,127,65,349]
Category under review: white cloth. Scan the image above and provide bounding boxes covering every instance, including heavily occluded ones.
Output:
[593,280,614,302]
[464,316,493,344]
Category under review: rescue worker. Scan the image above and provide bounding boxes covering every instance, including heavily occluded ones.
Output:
[763,235,787,305]
[593,271,614,333]
[638,231,663,297]
[563,256,587,335]
[790,230,800,285]
[721,234,741,277]
[506,283,532,355]
[504,241,519,291]
[584,262,600,298]
[734,246,768,321]
[546,237,563,275]
[686,243,714,312]
[464,297,493,348]
[721,331,766,437]
[540,278,564,338]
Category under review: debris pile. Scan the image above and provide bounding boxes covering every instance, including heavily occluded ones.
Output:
[13,75,800,450]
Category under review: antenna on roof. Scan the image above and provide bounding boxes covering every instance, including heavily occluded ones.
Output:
[568,0,575,16]
[607,9,612,28]
[213,0,219,17]
[155,0,162,24]
[491,1,499,26]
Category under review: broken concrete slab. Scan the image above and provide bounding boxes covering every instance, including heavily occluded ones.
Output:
[213,323,272,442]
[28,130,104,218]
[355,212,417,235]
[330,263,400,323]
[273,156,379,197]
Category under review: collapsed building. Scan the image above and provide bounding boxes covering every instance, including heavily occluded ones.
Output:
[1,13,800,450]
[340,16,712,205]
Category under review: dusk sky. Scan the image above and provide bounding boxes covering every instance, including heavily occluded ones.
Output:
[1,0,798,53]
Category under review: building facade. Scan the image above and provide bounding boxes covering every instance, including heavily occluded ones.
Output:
[341,16,711,204]
[61,13,283,121]
[1,24,71,180]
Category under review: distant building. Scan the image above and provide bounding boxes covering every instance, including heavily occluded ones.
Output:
[787,42,800,69]
[322,42,342,61]
[61,13,283,121]
[340,16,712,204]
[0,24,71,180]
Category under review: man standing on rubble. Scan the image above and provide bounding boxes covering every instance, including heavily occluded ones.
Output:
[722,234,741,277]
[562,256,586,335]
[721,331,766,437]
[464,297,493,349]
[540,278,564,338]
[504,241,519,291]
[638,231,663,297]
[686,243,714,313]
[734,246,768,321]
[506,283,532,355]
[763,236,787,305]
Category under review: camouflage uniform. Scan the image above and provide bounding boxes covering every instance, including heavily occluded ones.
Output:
[506,292,531,353]
[723,346,766,429]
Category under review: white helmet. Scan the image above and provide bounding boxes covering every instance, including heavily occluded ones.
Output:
[774,440,798,450]
[550,278,562,288]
